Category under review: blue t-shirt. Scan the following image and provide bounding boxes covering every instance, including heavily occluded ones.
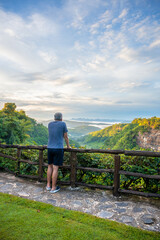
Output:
[47,121,68,149]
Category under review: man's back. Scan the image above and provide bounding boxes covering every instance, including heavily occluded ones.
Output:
[47,121,68,149]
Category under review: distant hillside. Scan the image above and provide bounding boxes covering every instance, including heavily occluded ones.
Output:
[41,119,115,139]
[78,117,160,150]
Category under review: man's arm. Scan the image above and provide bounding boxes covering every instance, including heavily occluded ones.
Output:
[64,132,71,148]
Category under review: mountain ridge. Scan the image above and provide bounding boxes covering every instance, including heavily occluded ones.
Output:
[78,117,160,150]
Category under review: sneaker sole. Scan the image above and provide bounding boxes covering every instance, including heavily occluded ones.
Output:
[50,188,60,193]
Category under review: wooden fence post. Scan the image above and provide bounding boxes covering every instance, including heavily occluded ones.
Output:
[15,148,21,176]
[70,152,77,188]
[113,155,120,196]
[38,149,44,182]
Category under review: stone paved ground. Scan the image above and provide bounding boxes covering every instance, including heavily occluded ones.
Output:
[0,171,160,232]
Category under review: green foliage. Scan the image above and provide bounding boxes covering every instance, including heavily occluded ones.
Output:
[25,123,48,145]
[132,117,160,129]
[2,103,16,114]
[78,117,160,150]
[120,154,160,193]
[0,103,34,144]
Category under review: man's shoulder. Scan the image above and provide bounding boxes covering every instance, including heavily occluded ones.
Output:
[48,121,54,126]
[48,121,66,127]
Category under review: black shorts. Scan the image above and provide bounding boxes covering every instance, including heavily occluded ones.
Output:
[47,148,64,166]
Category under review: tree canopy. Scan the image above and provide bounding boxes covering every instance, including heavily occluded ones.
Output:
[0,103,48,145]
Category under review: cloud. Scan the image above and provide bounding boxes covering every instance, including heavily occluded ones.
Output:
[115,100,132,104]
[149,39,160,48]
[117,47,138,62]
[119,9,128,18]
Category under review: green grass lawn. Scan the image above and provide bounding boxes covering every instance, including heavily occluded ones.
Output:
[0,193,159,240]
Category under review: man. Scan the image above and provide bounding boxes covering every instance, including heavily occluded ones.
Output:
[46,112,70,193]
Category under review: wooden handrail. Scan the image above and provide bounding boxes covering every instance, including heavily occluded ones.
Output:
[0,143,160,157]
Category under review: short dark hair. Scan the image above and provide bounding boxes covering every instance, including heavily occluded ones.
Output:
[54,112,62,120]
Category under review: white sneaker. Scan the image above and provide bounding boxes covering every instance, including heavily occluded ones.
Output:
[46,186,51,191]
[50,186,60,193]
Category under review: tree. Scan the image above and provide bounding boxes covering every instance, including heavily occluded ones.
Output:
[2,103,16,114]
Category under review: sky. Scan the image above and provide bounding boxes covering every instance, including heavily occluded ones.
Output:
[0,0,160,121]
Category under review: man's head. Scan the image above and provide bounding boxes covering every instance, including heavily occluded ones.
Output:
[54,112,62,121]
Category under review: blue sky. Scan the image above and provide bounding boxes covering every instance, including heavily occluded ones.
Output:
[0,0,160,121]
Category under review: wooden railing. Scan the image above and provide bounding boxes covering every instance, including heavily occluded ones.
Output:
[0,144,160,198]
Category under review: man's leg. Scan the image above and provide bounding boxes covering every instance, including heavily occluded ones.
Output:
[47,164,53,188]
[51,165,59,190]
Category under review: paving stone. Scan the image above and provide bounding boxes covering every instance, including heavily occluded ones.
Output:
[65,194,73,199]
[18,191,30,197]
[84,209,93,213]
[47,199,56,204]
[85,199,93,204]
[99,197,109,203]
[59,205,67,208]
[114,208,126,213]
[145,226,157,231]
[72,200,82,206]
[32,197,44,201]
[97,211,114,219]
[119,215,134,223]
[147,207,159,214]
[32,188,43,193]
[141,214,155,225]
[133,207,143,213]
[99,204,114,210]
[15,182,24,186]
[0,184,14,190]
[115,202,129,207]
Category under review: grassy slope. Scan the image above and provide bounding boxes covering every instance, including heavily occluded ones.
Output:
[0,193,159,240]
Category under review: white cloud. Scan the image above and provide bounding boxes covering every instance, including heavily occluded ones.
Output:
[73,41,85,51]
[149,39,160,48]
[38,51,57,64]
[119,8,128,18]
[117,47,138,62]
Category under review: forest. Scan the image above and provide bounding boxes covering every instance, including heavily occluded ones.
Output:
[78,117,160,150]
[0,103,48,145]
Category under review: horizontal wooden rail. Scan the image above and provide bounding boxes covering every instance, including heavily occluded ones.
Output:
[75,182,113,190]
[0,152,17,161]
[124,150,160,157]
[0,144,44,150]
[18,174,39,179]
[77,166,114,173]
[119,170,160,180]
[1,143,160,157]
[19,159,39,165]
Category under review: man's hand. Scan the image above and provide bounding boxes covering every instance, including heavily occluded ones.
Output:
[64,132,71,148]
